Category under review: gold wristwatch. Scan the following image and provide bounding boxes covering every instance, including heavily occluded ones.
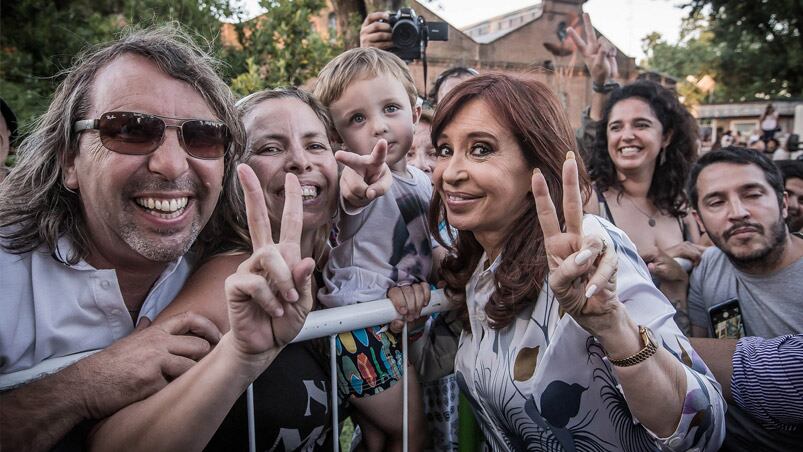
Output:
[608,326,658,367]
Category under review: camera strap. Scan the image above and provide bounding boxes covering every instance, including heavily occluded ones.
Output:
[421,35,428,98]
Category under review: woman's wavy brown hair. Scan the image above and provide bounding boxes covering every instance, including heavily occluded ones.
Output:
[429,73,590,330]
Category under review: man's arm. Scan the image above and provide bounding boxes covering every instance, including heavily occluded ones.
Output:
[731,335,803,428]
[1,364,91,452]
[0,312,220,452]
[689,337,736,401]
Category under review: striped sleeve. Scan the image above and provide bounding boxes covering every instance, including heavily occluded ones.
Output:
[731,335,803,430]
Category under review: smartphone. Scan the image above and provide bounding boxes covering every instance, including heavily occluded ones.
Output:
[708,298,746,339]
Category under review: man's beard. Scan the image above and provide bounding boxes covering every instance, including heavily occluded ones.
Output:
[710,214,788,272]
[787,212,803,233]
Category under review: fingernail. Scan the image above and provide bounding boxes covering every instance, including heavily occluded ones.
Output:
[566,151,575,160]
[275,307,285,317]
[585,284,598,298]
[533,168,542,176]
[285,289,299,302]
[575,249,593,265]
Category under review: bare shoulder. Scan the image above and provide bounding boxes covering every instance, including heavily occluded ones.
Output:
[153,252,249,331]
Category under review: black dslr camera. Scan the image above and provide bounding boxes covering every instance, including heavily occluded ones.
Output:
[387,8,448,62]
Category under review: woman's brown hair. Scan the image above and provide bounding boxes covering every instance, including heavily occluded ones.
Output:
[429,73,590,330]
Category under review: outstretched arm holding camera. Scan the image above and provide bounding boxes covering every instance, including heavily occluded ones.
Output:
[360,11,392,49]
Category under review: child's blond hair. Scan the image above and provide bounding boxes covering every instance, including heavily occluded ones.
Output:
[314,47,418,110]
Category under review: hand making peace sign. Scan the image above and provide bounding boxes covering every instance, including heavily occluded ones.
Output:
[224,164,316,356]
[336,139,394,209]
[531,152,620,335]
[567,13,619,84]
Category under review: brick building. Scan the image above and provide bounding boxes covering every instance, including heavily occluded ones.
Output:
[232,0,637,128]
[321,0,636,127]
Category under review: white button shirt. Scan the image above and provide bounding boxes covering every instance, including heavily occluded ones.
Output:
[1,235,192,373]
[455,215,727,451]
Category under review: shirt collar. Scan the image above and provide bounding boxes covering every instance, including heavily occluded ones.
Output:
[52,235,185,274]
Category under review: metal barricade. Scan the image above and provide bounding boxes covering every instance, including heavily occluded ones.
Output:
[245,289,453,452]
[0,291,456,452]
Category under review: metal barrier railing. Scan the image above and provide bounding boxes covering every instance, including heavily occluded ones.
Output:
[0,291,455,452]
[258,289,453,452]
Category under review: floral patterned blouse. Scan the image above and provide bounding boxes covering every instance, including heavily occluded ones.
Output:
[455,215,726,451]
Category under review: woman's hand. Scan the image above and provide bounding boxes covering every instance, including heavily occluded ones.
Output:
[223,165,316,357]
[567,13,618,84]
[531,152,620,335]
[643,248,689,283]
[336,139,393,209]
[663,241,706,265]
[388,282,431,334]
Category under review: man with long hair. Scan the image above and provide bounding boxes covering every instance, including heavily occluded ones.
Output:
[0,25,244,450]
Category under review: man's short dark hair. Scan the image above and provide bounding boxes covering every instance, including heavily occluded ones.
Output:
[687,146,785,210]
[776,160,803,184]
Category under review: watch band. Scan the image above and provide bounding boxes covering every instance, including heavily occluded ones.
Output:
[592,81,620,94]
[608,326,658,367]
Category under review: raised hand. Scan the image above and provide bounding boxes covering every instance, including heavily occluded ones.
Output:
[360,11,392,50]
[531,152,619,335]
[567,13,618,84]
[336,139,393,209]
[224,164,316,356]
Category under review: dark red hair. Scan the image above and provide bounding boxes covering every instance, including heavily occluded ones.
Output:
[429,73,590,330]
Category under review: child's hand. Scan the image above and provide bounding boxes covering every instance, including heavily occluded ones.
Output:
[336,139,393,209]
[388,282,430,334]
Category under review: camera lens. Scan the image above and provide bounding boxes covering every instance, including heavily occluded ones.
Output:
[393,20,419,49]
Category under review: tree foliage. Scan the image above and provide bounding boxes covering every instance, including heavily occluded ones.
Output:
[0,0,242,129]
[687,0,802,100]
[225,0,342,96]
[0,0,339,135]
[643,0,802,104]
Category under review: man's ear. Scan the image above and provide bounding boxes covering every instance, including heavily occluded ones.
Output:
[691,208,706,234]
[62,150,79,190]
[782,191,789,220]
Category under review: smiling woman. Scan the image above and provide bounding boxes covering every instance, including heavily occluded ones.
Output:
[586,81,704,334]
[428,73,725,450]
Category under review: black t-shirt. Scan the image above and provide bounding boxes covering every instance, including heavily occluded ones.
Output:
[205,340,348,452]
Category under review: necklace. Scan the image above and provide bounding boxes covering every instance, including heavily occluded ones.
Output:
[624,194,657,227]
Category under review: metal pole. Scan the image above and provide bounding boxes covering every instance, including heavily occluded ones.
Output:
[292,290,451,343]
[402,321,409,452]
[330,334,339,452]
[247,383,256,452]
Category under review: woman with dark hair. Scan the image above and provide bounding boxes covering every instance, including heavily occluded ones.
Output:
[585,80,705,332]
[430,73,724,450]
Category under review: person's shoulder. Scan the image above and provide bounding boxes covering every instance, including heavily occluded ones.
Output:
[699,245,729,268]
[692,246,732,281]
[406,165,432,187]
[194,252,249,277]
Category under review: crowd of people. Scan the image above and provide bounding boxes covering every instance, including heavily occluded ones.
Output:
[1,10,801,452]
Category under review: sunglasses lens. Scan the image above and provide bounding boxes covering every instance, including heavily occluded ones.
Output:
[98,112,164,155]
[182,121,229,159]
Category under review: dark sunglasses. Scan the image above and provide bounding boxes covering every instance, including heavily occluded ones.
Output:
[73,111,230,160]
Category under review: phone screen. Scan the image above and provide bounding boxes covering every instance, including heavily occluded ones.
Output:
[708,298,745,339]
